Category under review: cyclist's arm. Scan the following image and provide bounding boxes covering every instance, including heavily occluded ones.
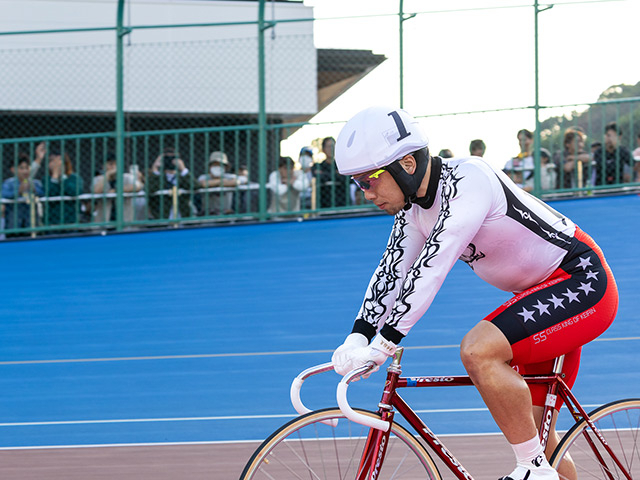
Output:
[350,209,426,341]
[380,162,494,343]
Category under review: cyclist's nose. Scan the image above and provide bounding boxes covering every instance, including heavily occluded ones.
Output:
[364,188,376,201]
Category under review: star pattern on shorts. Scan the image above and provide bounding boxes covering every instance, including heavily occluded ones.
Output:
[518,307,536,322]
[547,294,566,309]
[562,288,581,303]
[532,299,551,316]
[585,270,599,280]
[577,256,593,270]
[577,282,595,295]
[515,257,601,324]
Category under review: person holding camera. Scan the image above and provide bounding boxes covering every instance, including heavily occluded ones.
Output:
[147,148,195,221]
[91,153,143,225]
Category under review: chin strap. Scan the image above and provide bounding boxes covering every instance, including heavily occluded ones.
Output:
[411,155,442,210]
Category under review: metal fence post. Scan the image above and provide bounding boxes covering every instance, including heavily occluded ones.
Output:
[257,0,268,221]
[533,1,553,198]
[533,0,542,198]
[399,0,404,108]
[115,0,128,231]
[398,1,416,109]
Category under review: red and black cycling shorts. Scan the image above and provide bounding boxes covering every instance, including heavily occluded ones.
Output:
[483,227,618,409]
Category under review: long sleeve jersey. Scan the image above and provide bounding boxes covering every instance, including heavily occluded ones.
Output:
[353,156,576,343]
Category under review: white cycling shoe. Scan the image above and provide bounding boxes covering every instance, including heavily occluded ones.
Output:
[500,460,559,480]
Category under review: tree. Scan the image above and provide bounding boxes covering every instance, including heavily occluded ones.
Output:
[539,81,640,152]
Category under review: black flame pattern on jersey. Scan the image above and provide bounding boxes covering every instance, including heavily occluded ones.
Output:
[356,211,410,328]
[386,164,463,327]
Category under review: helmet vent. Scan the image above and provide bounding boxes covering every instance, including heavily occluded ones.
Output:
[383,129,400,146]
[347,130,356,148]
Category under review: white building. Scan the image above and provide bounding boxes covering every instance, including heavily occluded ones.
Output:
[0,0,385,137]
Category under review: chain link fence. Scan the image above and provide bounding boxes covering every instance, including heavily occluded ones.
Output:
[1,0,638,240]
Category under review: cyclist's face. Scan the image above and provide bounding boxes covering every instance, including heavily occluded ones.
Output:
[353,168,405,215]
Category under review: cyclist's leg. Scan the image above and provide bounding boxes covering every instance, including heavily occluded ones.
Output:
[462,228,617,478]
[514,347,581,412]
[461,322,558,479]
[533,406,577,480]
[524,349,581,480]
[460,321,539,444]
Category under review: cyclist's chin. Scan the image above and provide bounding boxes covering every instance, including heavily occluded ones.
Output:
[383,203,404,215]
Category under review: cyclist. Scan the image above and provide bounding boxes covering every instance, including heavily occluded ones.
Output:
[331,106,618,480]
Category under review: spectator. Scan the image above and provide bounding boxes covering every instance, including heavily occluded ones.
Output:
[503,129,534,192]
[315,136,349,208]
[237,163,249,178]
[29,141,47,180]
[592,122,633,185]
[147,148,194,220]
[469,139,486,157]
[552,128,591,189]
[634,132,640,161]
[42,148,83,228]
[197,151,247,216]
[2,154,44,235]
[92,153,143,224]
[298,146,314,210]
[129,164,147,221]
[267,156,310,214]
[633,131,640,181]
[438,149,454,158]
[539,148,557,191]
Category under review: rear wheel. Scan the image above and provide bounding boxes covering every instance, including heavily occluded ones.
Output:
[240,407,441,480]
[550,399,640,479]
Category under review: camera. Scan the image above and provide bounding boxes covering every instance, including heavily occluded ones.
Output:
[163,154,176,171]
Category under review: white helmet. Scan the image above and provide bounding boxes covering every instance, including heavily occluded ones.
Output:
[335,106,429,175]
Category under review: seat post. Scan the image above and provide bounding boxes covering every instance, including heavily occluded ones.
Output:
[552,355,566,375]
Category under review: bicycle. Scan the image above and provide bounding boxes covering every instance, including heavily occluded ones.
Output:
[240,347,639,479]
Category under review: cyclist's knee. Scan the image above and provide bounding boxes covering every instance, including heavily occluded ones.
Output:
[460,321,512,372]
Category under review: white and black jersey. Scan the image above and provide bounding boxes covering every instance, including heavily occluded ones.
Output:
[353,156,579,343]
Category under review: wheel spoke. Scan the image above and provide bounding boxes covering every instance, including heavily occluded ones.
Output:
[240,408,440,480]
[552,399,640,480]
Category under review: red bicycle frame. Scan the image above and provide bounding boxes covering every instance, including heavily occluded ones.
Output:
[352,350,631,480]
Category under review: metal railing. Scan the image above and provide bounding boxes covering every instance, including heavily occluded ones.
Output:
[1,0,638,239]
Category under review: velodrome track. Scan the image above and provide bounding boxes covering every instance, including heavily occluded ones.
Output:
[0,194,638,479]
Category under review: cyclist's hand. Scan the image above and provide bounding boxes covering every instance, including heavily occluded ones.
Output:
[332,334,397,379]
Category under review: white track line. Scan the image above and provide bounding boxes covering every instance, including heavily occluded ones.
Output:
[0,345,459,365]
[0,405,603,428]
[0,431,513,451]
[0,336,636,366]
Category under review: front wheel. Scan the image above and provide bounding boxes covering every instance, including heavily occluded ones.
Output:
[240,407,441,480]
[550,398,640,479]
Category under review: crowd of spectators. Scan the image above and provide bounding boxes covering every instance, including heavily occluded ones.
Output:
[1,124,639,239]
[502,122,639,193]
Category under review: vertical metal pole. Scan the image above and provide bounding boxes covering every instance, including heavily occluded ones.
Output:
[116,0,127,230]
[533,1,542,197]
[399,0,404,108]
[257,0,268,221]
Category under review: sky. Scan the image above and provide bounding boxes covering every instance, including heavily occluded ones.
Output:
[1,0,637,170]
[282,0,640,169]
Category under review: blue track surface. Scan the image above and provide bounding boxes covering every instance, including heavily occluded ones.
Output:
[1,195,639,448]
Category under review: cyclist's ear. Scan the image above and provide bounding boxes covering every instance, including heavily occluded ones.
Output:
[398,154,416,174]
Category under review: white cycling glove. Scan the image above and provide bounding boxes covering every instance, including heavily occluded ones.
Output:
[332,333,397,378]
